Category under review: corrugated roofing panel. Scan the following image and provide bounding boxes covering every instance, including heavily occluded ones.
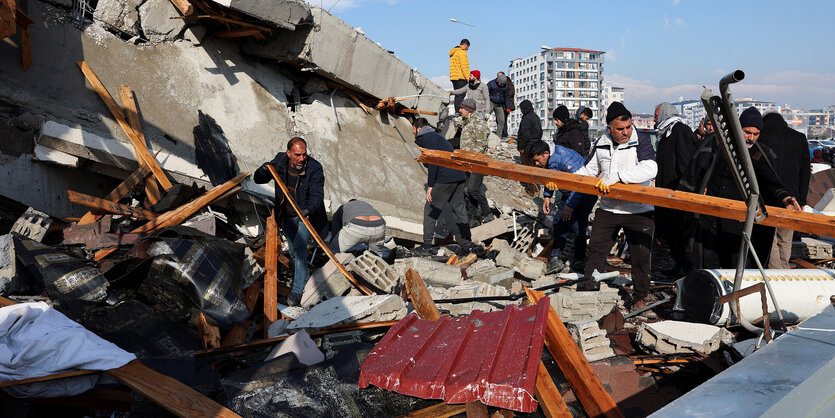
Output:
[358,298,550,412]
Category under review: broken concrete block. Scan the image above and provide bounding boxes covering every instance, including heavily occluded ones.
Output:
[93,0,142,37]
[210,0,312,31]
[548,284,622,322]
[567,320,616,363]
[438,282,510,316]
[467,259,514,289]
[301,253,355,309]
[11,208,53,242]
[394,258,461,288]
[266,330,325,366]
[517,256,546,280]
[636,321,733,355]
[791,237,833,260]
[267,319,290,338]
[321,330,364,360]
[471,217,512,243]
[511,226,534,252]
[490,238,510,252]
[347,251,397,293]
[495,247,522,268]
[287,295,407,330]
[814,188,835,212]
[139,0,186,43]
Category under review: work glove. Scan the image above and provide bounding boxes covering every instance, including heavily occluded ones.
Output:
[595,177,618,194]
[545,181,558,191]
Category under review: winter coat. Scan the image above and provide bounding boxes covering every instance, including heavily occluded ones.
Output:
[415,126,467,186]
[254,152,328,235]
[487,79,510,108]
[758,113,811,206]
[541,145,596,209]
[554,119,586,156]
[579,119,591,157]
[516,100,542,154]
[655,121,696,190]
[450,81,491,113]
[576,128,657,214]
[448,47,470,81]
[459,113,490,154]
[506,77,516,111]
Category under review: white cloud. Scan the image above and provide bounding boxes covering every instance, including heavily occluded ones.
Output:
[673,0,681,6]
[664,15,687,31]
[429,76,453,90]
[605,71,835,113]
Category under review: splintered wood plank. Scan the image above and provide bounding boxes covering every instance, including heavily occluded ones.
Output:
[196,313,221,349]
[401,403,468,418]
[68,190,159,221]
[106,360,240,418]
[404,269,441,321]
[19,26,30,70]
[791,258,820,269]
[264,214,278,332]
[94,173,247,261]
[117,85,173,191]
[0,0,15,39]
[76,62,173,191]
[169,0,194,16]
[534,361,572,418]
[399,108,438,116]
[526,288,622,418]
[446,254,459,265]
[419,148,835,237]
[266,164,374,295]
[456,253,479,268]
[144,178,162,206]
[78,165,152,225]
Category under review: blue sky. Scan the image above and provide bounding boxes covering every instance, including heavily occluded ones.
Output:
[308,0,835,113]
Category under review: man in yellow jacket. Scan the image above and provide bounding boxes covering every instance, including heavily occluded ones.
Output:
[448,39,470,112]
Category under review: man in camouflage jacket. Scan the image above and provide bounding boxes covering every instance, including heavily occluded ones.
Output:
[458,98,493,226]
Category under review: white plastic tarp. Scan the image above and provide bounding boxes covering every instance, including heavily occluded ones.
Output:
[0,302,136,398]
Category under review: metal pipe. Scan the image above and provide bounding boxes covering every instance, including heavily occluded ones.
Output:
[742,232,787,330]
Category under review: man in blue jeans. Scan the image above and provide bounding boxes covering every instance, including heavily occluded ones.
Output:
[254,137,326,307]
[530,140,597,272]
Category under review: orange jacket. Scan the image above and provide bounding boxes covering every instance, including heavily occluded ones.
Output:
[448,47,470,81]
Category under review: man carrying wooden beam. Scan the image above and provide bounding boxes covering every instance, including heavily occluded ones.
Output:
[254,137,326,307]
[577,102,658,314]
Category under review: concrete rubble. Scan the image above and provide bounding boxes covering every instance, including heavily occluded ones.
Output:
[547,283,622,322]
[301,253,355,308]
[568,320,616,363]
[393,257,462,288]
[346,250,398,293]
[636,320,734,355]
[287,295,407,331]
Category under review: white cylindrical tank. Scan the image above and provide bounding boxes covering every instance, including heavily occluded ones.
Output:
[678,269,835,325]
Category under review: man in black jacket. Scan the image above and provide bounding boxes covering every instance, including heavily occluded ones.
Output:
[759,112,811,268]
[413,118,472,253]
[487,75,511,139]
[653,102,697,276]
[553,105,586,156]
[254,137,326,306]
[499,72,516,138]
[516,99,543,196]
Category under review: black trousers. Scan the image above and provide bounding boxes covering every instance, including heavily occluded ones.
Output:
[466,173,491,218]
[423,181,470,245]
[585,209,655,298]
[451,79,467,112]
[553,194,596,263]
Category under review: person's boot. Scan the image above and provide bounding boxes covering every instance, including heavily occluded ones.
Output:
[481,212,495,224]
[456,223,472,243]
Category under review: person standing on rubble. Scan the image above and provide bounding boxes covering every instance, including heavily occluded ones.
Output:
[653,102,697,278]
[553,105,586,156]
[254,137,326,307]
[449,70,490,116]
[531,140,597,272]
[487,74,511,140]
[759,112,810,269]
[329,199,388,257]
[576,106,593,157]
[577,102,657,312]
[516,99,543,196]
[413,118,472,255]
[499,72,516,138]
[458,98,494,227]
[448,39,471,112]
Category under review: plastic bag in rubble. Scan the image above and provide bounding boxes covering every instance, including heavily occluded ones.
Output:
[13,236,108,302]
[137,233,249,329]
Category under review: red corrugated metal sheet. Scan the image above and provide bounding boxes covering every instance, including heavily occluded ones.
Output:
[358,298,550,412]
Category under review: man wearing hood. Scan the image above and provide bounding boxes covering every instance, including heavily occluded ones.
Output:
[412,118,472,254]
[553,105,586,156]
[576,106,593,156]
[653,102,697,276]
[449,70,490,116]
[691,107,801,269]
[759,112,810,268]
[487,74,511,139]
[500,72,516,138]
[516,99,543,196]
[577,102,657,313]
[448,39,470,112]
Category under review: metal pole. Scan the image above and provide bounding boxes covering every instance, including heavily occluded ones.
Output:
[742,232,787,331]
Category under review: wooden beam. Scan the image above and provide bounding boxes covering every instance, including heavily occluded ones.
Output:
[401,403,468,418]
[19,26,30,70]
[78,165,152,225]
[94,173,247,261]
[339,86,372,115]
[264,213,278,333]
[0,295,16,307]
[533,361,572,418]
[525,288,622,418]
[168,0,194,16]
[145,178,162,206]
[0,0,15,40]
[116,84,173,191]
[214,28,263,39]
[266,164,375,295]
[106,360,240,417]
[196,313,221,349]
[76,62,173,191]
[446,254,459,265]
[404,269,441,320]
[791,258,821,269]
[68,190,159,221]
[418,148,835,237]
[399,108,438,116]
[466,401,489,418]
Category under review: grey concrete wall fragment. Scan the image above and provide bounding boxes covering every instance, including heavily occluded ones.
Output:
[211,0,312,30]
[93,0,143,37]
[346,250,397,293]
[394,258,461,288]
[548,284,621,322]
[138,0,186,42]
[636,320,733,355]
[301,253,354,308]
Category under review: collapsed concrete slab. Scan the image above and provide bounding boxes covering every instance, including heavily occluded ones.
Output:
[287,295,407,330]
[301,253,354,309]
[210,0,312,31]
[636,320,733,355]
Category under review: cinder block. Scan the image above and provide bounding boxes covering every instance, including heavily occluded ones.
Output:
[548,284,622,322]
[347,250,397,293]
[495,247,522,268]
[468,259,515,289]
[471,217,512,242]
[490,238,510,252]
[567,320,615,363]
[394,257,461,288]
[517,256,546,280]
[511,226,534,252]
[301,253,355,308]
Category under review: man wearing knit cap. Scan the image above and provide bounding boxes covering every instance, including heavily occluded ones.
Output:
[458,98,493,225]
[690,106,801,269]
[576,106,593,156]
[576,101,658,314]
[487,74,511,139]
[515,99,543,196]
[449,70,490,115]
[653,102,697,277]
[553,105,585,156]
